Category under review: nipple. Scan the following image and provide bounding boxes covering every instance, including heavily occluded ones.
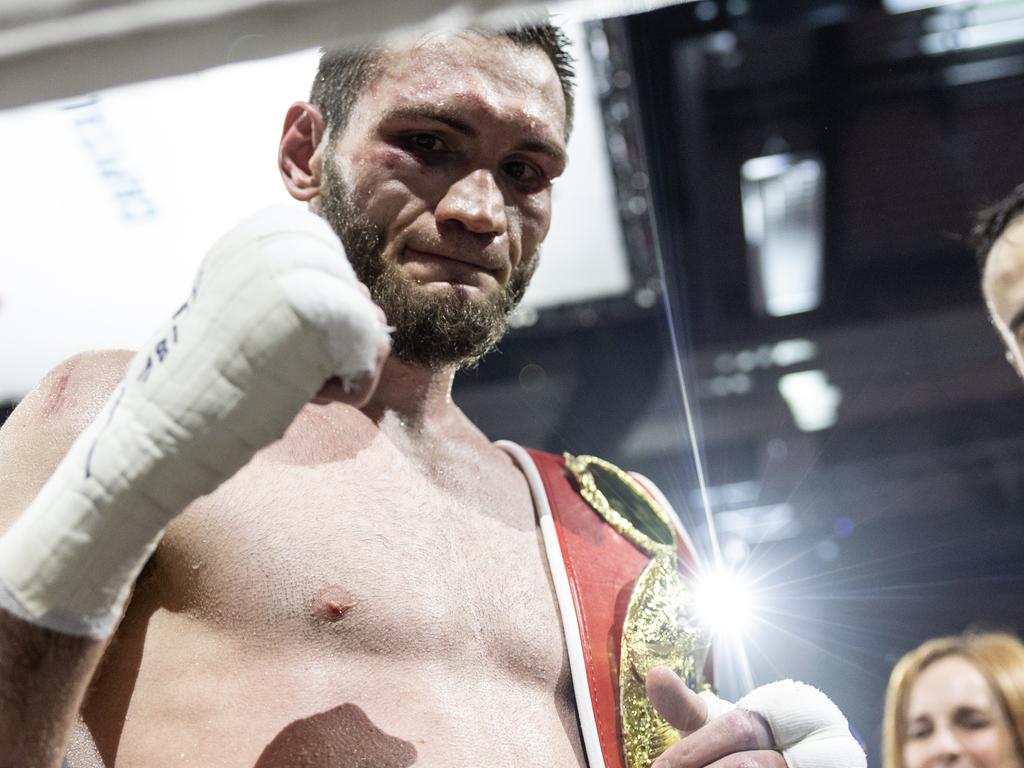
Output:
[312,584,356,623]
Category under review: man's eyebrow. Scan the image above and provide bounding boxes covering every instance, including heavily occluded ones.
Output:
[516,138,567,168]
[382,106,567,167]
[383,106,477,136]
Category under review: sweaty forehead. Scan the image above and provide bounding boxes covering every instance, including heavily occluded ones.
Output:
[906,656,995,718]
[356,33,566,137]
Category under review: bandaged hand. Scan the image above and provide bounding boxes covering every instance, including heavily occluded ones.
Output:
[646,667,866,768]
[0,205,390,639]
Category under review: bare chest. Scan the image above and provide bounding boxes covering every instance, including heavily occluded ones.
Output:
[152,433,566,683]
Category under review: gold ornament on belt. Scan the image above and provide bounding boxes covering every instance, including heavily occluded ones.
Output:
[564,453,709,768]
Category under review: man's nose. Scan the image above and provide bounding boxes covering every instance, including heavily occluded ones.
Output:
[435,169,508,236]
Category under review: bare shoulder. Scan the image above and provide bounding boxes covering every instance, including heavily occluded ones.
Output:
[0,348,132,448]
[0,349,133,533]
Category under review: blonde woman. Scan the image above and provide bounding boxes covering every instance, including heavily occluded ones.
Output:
[884,632,1024,768]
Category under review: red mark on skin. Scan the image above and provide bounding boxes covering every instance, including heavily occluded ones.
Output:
[253,703,417,767]
[379,150,402,172]
[362,146,405,173]
[312,585,356,623]
[40,370,71,417]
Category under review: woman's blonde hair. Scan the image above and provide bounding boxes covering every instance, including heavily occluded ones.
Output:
[883,632,1024,768]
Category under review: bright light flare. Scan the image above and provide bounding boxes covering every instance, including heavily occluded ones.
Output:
[694,568,755,637]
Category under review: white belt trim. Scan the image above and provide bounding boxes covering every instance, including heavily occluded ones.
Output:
[496,440,605,768]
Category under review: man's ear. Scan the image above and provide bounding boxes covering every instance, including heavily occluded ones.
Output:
[279,101,327,202]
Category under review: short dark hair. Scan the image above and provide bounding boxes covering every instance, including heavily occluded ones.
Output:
[972,182,1024,271]
[310,22,576,142]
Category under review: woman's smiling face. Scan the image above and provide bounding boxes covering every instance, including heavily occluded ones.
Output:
[903,655,1022,768]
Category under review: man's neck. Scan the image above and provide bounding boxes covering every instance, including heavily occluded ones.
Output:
[362,357,459,432]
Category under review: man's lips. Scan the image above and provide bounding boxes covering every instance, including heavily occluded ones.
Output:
[403,247,501,286]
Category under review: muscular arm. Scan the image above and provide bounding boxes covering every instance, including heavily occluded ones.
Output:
[0,611,105,766]
[0,352,129,767]
[0,207,388,767]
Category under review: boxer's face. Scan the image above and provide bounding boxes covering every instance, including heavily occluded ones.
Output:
[319,33,568,368]
[902,655,1020,768]
[982,218,1024,379]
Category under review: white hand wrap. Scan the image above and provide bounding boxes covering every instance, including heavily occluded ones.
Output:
[736,680,866,768]
[0,205,388,638]
[698,689,736,721]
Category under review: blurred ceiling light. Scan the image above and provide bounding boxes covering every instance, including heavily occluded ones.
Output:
[690,480,760,510]
[883,0,963,11]
[713,339,817,374]
[922,0,1024,31]
[741,152,825,318]
[771,338,818,367]
[921,16,1024,54]
[943,55,1024,85]
[715,503,800,543]
[704,373,754,398]
[722,537,750,566]
[778,369,842,432]
[694,566,755,637]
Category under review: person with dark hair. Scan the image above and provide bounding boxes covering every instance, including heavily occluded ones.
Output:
[976,182,1024,376]
[0,21,863,768]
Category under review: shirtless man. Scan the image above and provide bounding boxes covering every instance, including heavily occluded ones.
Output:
[979,182,1024,376]
[0,21,863,768]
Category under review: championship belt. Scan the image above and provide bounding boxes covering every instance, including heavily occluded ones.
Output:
[497,443,710,768]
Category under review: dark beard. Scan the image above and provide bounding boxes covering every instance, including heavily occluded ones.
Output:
[319,161,537,370]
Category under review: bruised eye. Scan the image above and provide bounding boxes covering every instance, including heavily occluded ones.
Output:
[503,159,545,184]
[409,134,445,152]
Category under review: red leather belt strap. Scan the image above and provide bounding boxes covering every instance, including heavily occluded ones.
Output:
[524,449,647,768]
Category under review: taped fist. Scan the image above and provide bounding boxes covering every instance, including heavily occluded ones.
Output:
[0,206,389,638]
[646,667,866,768]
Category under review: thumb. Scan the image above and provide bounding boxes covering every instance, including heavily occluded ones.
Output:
[645,666,709,734]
